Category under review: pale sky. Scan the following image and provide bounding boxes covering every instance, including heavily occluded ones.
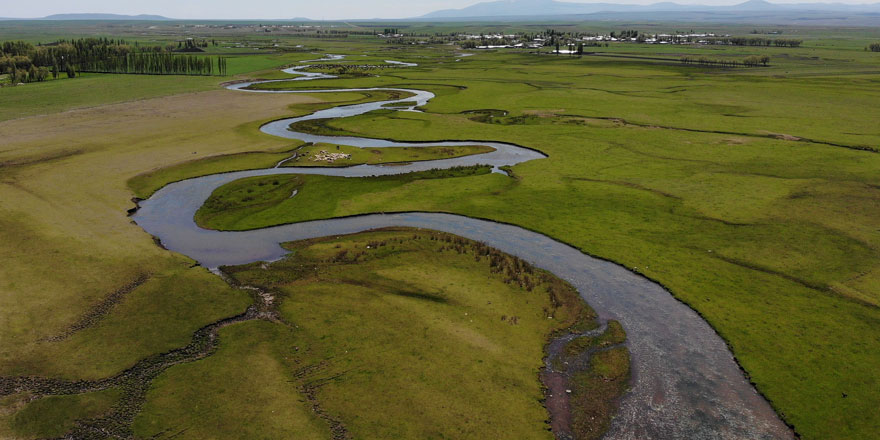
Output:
[2,0,876,20]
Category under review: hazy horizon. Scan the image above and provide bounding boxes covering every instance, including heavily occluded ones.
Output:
[3,0,880,20]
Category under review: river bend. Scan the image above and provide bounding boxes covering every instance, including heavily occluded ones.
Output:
[133,56,793,439]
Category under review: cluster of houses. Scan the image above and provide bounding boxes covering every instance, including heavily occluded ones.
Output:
[584,32,725,44]
[459,34,543,49]
[457,31,730,49]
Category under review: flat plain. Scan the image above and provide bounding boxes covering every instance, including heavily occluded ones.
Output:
[1,21,879,440]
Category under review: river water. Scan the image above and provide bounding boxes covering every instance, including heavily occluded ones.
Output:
[133,56,793,439]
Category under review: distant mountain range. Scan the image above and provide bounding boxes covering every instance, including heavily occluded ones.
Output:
[0,13,171,21]
[2,1,880,24]
[420,0,880,22]
[44,13,170,20]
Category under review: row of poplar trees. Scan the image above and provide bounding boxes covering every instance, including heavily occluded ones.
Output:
[1,38,228,85]
[79,53,228,75]
[680,55,771,67]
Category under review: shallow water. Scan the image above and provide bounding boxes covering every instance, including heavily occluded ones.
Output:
[384,59,419,67]
[133,62,793,439]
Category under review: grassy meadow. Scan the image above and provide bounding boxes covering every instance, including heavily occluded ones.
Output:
[133,229,606,439]
[0,52,342,122]
[1,21,879,440]
[194,167,493,230]
[176,44,880,439]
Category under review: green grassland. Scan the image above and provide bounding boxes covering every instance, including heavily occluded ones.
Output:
[0,71,333,436]
[0,22,879,440]
[126,90,441,199]
[172,43,880,439]
[127,144,305,199]
[0,74,217,122]
[0,388,122,439]
[194,167,493,230]
[132,229,606,439]
[0,52,329,122]
[132,321,331,439]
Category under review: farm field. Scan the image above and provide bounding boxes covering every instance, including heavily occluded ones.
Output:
[1,19,879,440]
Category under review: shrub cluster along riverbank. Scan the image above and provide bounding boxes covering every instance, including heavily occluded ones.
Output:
[679,54,770,67]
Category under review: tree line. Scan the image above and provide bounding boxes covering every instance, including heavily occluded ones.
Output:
[680,55,771,67]
[1,38,228,85]
[176,39,211,52]
[705,37,802,47]
[78,53,227,76]
[614,30,642,40]
[868,43,880,52]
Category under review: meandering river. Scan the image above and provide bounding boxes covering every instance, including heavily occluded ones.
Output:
[133,56,793,439]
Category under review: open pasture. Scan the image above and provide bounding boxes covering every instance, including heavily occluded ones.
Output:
[1,21,879,439]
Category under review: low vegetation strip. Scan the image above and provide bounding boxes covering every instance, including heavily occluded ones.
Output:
[288,117,361,136]
[463,110,877,152]
[0,149,85,171]
[126,145,305,200]
[284,143,496,167]
[679,55,770,67]
[43,273,152,342]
